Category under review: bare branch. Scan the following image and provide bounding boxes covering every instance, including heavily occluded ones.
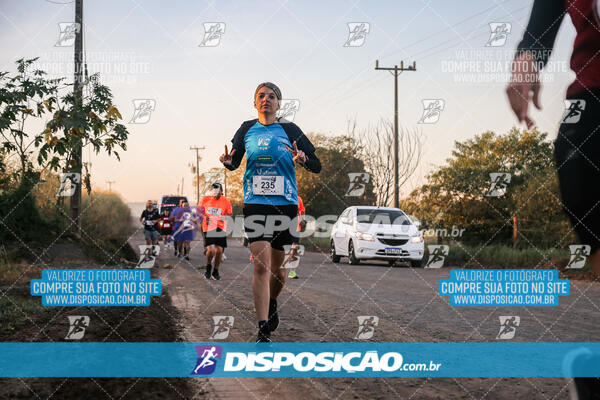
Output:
[350,117,424,207]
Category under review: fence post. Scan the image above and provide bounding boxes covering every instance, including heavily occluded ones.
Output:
[512,216,518,249]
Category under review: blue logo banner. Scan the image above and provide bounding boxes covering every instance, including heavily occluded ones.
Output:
[0,342,599,377]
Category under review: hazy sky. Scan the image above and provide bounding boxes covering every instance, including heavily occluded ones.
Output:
[0,0,577,202]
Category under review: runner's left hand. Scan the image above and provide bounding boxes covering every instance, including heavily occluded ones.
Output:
[285,141,306,164]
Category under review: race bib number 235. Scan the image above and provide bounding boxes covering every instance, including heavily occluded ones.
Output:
[253,176,284,196]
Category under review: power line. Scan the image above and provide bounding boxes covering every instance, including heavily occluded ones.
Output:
[406,8,529,60]
[380,0,523,59]
[310,0,522,107]
[321,5,530,109]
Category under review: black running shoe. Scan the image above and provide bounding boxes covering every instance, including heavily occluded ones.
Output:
[204,264,212,280]
[256,321,271,343]
[268,298,279,332]
[185,255,190,261]
[212,269,221,280]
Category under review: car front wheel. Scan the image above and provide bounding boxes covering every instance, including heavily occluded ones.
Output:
[411,259,422,268]
[330,240,341,263]
[348,240,360,265]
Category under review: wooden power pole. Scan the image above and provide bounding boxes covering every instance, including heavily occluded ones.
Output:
[70,0,83,233]
[190,146,205,204]
[375,59,416,209]
[106,180,115,192]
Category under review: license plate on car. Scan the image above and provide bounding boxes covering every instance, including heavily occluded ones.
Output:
[385,248,402,255]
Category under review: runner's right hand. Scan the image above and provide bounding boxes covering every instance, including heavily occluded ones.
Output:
[219,145,236,166]
[506,51,541,129]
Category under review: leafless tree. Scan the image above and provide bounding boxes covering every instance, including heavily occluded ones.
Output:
[350,118,424,207]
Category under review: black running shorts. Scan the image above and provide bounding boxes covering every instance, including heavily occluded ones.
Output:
[243,204,299,251]
[205,228,227,248]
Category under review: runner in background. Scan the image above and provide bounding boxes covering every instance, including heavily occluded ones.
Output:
[157,208,173,249]
[140,200,160,245]
[201,183,232,280]
[197,204,207,256]
[169,199,184,257]
[195,203,206,255]
[288,195,306,279]
[173,200,196,260]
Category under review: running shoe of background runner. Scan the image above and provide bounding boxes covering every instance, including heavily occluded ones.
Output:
[212,269,221,280]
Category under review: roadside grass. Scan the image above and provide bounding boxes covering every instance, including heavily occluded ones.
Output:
[301,234,575,269]
[80,191,137,264]
[0,261,37,283]
[302,235,330,253]
[442,243,571,268]
[0,295,45,336]
[81,191,132,244]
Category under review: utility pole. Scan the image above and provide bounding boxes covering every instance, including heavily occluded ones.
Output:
[70,0,83,233]
[190,146,205,204]
[375,59,416,209]
[106,180,115,192]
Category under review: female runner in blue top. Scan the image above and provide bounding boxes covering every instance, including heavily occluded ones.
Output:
[220,82,321,342]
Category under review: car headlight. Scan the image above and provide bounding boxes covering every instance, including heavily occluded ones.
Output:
[355,232,375,241]
[410,235,424,243]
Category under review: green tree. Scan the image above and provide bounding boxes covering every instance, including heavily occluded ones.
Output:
[37,75,128,177]
[0,58,129,244]
[0,58,61,184]
[296,133,376,216]
[512,165,575,248]
[0,58,128,188]
[405,128,568,247]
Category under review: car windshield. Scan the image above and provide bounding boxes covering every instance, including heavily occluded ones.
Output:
[161,196,187,206]
[356,209,411,225]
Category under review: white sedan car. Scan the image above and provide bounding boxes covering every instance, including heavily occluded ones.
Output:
[330,206,424,267]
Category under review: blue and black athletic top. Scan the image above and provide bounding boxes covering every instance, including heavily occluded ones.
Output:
[225,118,321,206]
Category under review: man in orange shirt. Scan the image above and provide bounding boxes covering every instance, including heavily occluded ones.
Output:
[200,183,232,280]
[288,195,306,279]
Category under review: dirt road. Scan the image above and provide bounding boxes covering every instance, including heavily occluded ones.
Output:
[130,224,600,400]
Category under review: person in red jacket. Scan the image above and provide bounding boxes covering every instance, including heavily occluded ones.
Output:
[157,208,173,249]
[506,1,600,397]
[507,0,600,275]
